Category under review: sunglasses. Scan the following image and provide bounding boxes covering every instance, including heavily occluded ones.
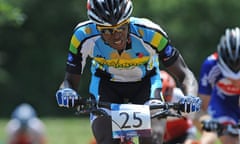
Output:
[97,19,130,35]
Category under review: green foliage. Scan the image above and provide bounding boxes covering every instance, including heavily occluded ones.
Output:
[0,0,26,26]
[133,0,240,77]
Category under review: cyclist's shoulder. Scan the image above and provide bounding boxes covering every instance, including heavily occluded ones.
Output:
[206,52,218,61]
[199,52,221,84]
[72,20,100,39]
[201,52,218,68]
[129,17,168,38]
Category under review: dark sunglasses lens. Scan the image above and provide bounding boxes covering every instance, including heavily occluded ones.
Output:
[100,29,113,34]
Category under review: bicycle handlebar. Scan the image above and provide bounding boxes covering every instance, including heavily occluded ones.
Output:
[149,103,183,119]
[201,120,240,136]
[76,98,184,119]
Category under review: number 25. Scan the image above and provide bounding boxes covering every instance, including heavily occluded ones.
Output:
[120,112,143,129]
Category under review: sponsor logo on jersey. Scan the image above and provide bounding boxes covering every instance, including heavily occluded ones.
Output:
[67,53,73,62]
[216,78,240,95]
[94,51,149,68]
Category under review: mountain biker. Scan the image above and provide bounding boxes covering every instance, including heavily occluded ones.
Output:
[197,27,240,144]
[88,71,198,144]
[55,0,201,144]
[159,70,198,144]
[5,103,47,144]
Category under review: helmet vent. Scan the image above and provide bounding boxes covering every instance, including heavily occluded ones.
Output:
[87,0,133,26]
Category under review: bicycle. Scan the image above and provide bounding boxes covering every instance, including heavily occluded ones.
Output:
[75,97,188,144]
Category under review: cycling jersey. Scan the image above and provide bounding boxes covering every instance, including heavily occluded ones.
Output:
[65,17,179,99]
[198,52,240,124]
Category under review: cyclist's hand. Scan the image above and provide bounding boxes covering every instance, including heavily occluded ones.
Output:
[178,96,202,113]
[201,119,222,132]
[55,88,79,108]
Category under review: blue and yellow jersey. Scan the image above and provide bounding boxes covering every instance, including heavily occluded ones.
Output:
[66,17,176,83]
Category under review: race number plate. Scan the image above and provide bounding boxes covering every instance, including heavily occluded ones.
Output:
[111,104,151,138]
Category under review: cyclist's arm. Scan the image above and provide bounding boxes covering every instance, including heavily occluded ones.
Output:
[151,23,197,96]
[199,93,210,112]
[59,72,81,91]
[195,55,214,124]
[191,93,211,131]
[165,53,198,96]
[198,93,211,122]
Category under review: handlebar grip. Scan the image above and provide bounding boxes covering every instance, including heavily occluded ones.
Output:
[76,97,93,106]
[149,103,181,111]
[97,101,111,109]
[76,98,111,109]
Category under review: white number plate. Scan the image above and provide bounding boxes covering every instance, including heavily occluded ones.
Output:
[111,104,151,138]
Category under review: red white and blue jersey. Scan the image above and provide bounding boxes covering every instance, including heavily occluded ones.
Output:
[198,52,240,124]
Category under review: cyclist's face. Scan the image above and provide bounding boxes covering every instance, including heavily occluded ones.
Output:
[98,23,129,51]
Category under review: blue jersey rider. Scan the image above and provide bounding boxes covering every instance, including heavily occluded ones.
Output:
[198,27,240,144]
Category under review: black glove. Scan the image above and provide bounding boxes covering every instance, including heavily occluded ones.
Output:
[201,119,223,134]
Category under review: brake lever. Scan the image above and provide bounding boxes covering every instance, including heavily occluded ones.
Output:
[170,112,185,119]
[75,98,94,115]
[151,110,168,119]
[176,110,186,118]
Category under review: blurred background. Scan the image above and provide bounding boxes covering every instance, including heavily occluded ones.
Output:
[1,0,240,123]
[1,0,239,143]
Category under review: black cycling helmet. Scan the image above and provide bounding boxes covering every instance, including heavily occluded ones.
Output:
[217,27,240,79]
[87,0,133,26]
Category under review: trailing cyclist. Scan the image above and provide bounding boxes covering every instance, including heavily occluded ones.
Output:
[159,70,198,144]
[5,103,47,144]
[197,27,240,144]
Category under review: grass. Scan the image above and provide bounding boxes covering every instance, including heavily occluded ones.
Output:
[0,117,94,144]
[0,117,222,144]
